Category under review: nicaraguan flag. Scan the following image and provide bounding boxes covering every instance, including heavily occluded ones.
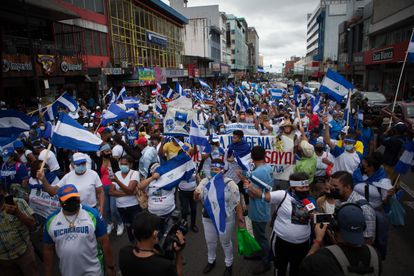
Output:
[156,82,162,93]
[101,103,135,125]
[408,31,414,63]
[0,110,35,137]
[104,88,116,104]
[117,87,126,101]
[155,96,163,113]
[250,174,272,191]
[176,82,185,97]
[52,113,102,152]
[122,96,140,109]
[270,88,284,100]
[199,79,211,90]
[43,105,58,122]
[395,140,414,174]
[227,85,234,94]
[56,92,79,112]
[189,120,211,154]
[203,173,226,233]
[235,151,252,172]
[320,69,353,102]
[311,95,322,113]
[173,137,190,152]
[165,88,175,100]
[151,152,195,190]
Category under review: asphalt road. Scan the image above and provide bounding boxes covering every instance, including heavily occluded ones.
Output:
[33,173,414,276]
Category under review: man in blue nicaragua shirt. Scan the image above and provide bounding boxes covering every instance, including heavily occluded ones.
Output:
[245,146,272,274]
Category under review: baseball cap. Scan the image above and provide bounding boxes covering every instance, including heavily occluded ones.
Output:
[13,140,24,149]
[337,204,366,245]
[1,147,14,159]
[72,152,87,165]
[58,184,80,202]
[135,136,147,145]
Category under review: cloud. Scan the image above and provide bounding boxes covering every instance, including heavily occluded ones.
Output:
[163,0,320,72]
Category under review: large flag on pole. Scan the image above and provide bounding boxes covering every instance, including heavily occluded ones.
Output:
[104,88,116,104]
[189,120,211,154]
[0,110,35,137]
[395,140,414,174]
[51,113,102,152]
[320,69,353,102]
[101,103,136,125]
[56,92,79,112]
[117,87,126,101]
[408,30,414,63]
[203,173,226,233]
[151,152,195,190]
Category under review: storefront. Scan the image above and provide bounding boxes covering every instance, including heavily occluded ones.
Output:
[364,40,414,99]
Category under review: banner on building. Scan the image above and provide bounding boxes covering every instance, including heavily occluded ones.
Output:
[224,123,260,135]
[192,134,294,180]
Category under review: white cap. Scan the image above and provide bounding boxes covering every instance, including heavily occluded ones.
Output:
[73,152,87,165]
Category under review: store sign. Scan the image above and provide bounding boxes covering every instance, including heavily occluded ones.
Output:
[2,58,32,73]
[147,31,168,47]
[166,69,188,78]
[102,68,124,75]
[139,67,155,81]
[212,62,221,72]
[60,61,82,72]
[194,68,200,78]
[37,55,56,75]
[372,48,393,62]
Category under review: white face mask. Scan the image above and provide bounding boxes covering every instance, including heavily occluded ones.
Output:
[40,126,45,131]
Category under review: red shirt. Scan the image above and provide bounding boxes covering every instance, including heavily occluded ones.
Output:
[308,113,320,131]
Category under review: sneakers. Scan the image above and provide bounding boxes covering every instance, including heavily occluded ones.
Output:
[223,265,232,276]
[116,223,124,236]
[203,261,216,274]
[106,223,114,234]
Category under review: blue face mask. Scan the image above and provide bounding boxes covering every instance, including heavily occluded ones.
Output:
[120,165,130,173]
[345,144,354,151]
[210,171,218,177]
[74,164,87,174]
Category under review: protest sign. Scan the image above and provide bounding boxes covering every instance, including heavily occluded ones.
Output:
[163,97,194,136]
[29,189,60,218]
[224,123,259,135]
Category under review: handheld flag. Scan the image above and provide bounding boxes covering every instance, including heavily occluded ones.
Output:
[189,120,212,154]
[117,87,126,101]
[122,96,140,109]
[101,103,136,125]
[204,173,226,233]
[155,96,163,113]
[394,140,414,174]
[0,110,35,137]
[56,92,79,112]
[199,79,211,90]
[270,88,284,100]
[104,88,116,105]
[173,137,190,152]
[176,82,185,97]
[52,113,102,152]
[320,69,353,102]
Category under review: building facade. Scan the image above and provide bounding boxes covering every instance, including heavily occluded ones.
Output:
[226,14,248,74]
[247,27,259,73]
[284,56,301,77]
[107,0,187,89]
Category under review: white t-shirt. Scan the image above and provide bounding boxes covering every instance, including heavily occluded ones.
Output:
[112,144,125,159]
[354,178,392,209]
[38,149,60,172]
[332,151,360,175]
[178,173,197,191]
[270,191,311,244]
[44,205,106,276]
[147,181,176,217]
[315,152,335,176]
[57,170,102,207]
[113,170,139,208]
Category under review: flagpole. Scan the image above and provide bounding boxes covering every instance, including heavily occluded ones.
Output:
[389,28,414,127]
[39,119,61,171]
[94,118,102,134]
[296,107,302,129]
[346,89,352,132]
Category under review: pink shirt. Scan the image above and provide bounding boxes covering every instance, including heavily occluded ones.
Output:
[100,165,112,186]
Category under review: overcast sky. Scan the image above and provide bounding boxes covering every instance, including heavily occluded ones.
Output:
[163,0,320,72]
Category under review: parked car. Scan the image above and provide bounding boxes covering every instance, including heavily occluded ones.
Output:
[381,101,414,128]
[359,91,388,110]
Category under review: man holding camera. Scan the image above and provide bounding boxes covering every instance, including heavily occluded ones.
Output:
[118,211,186,276]
[299,204,381,275]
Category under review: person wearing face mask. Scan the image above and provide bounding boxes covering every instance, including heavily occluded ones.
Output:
[109,156,141,242]
[328,112,343,139]
[43,185,115,276]
[0,147,29,192]
[32,141,61,176]
[194,159,244,276]
[329,171,376,245]
[316,177,337,214]
[243,172,314,276]
[38,152,105,215]
[94,143,123,236]
[314,141,334,178]
[0,182,38,276]
[323,115,362,175]
[13,140,36,166]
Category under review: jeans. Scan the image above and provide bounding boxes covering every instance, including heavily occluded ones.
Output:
[157,211,174,241]
[178,190,197,226]
[103,185,122,225]
[252,221,270,265]
[118,205,142,242]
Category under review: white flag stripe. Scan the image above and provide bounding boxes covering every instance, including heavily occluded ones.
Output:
[54,122,102,146]
[58,96,77,112]
[321,77,349,97]
[206,179,222,233]
[0,117,31,129]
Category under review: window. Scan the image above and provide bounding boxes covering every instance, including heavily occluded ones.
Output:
[84,30,93,55]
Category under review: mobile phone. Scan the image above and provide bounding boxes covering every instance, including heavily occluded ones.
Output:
[108,167,114,178]
[313,213,333,224]
[4,195,15,205]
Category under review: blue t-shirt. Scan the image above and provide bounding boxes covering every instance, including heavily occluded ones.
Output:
[248,164,272,222]
[329,120,342,139]
[358,127,373,157]
[0,162,29,190]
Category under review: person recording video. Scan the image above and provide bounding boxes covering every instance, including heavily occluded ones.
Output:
[118,211,185,276]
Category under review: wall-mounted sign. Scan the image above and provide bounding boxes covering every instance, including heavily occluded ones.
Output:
[147,31,168,47]
[166,69,188,78]
[372,48,393,62]
[60,61,82,72]
[2,58,32,73]
[37,55,56,75]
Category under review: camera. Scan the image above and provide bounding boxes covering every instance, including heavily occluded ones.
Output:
[158,210,188,259]
[313,213,333,224]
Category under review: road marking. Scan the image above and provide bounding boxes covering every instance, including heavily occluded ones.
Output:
[401,182,414,199]
[404,201,414,210]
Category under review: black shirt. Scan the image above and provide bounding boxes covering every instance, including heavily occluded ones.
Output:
[119,246,177,276]
[381,135,404,166]
[299,245,381,276]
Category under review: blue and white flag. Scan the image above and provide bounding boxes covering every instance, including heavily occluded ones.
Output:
[204,173,226,233]
[189,120,211,154]
[52,113,102,152]
[176,82,185,97]
[117,87,126,101]
[43,105,57,122]
[122,96,140,109]
[174,137,190,152]
[101,103,135,125]
[235,95,244,112]
[235,151,252,172]
[199,79,211,90]
[395,140,414,174]
[408,30,414,63]
[165,88,175,100]
[243,94,251,110]
[250,174,272,191]
[56,92,79,112]
[311,95,322,113]
[227,85,234,94]
[155,96,163,113]
[104,88,116,104]
[320,69,353,102]
[270,88,284,100]
[0,110,35,137]
[151,152,195,190]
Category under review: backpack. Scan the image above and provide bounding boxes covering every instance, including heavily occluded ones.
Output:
[326,244,380,276]
[356,198,389,261]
